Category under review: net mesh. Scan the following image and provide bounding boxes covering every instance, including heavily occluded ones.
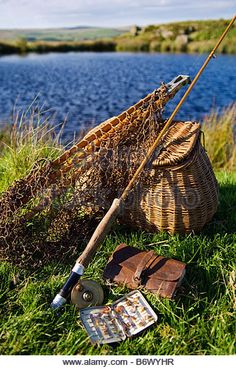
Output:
[0,83,171,269]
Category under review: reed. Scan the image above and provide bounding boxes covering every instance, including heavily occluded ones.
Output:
[0,107,64,193]
[202,103,236,170]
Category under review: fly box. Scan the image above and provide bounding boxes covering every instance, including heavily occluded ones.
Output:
[80,290,157,344]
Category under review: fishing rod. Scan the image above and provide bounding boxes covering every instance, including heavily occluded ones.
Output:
[51,15,236,309]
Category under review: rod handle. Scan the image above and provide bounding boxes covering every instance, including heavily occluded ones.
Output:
[77,198,121,267]
[51,263,84,309]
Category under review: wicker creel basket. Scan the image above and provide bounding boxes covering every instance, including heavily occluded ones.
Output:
[121,120,219,234]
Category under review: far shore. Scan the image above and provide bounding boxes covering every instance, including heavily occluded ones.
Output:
[0,38,235,57]
[1,19,236,56]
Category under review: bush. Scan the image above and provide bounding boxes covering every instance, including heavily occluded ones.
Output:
[0,41,18,55]
[15,38,28,54]
[116,39,149,52]
[160,40,173,52]
[149,40,161,52]
[30,40,117,53]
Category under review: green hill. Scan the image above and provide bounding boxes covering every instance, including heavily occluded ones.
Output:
[0,26,127,42]
[116,19,236,53]
[0,19,235,55]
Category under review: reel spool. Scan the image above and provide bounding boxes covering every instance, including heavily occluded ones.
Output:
[71,279,104,309]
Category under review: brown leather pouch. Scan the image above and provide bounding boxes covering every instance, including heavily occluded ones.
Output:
[103,243,186,299]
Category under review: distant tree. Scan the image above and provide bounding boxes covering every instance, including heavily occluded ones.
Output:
[130,25,141,36]
[16,37,28,54]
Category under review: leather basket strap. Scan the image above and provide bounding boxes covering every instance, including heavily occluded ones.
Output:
[134,250,156,282]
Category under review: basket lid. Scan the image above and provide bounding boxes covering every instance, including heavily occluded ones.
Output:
[153,121,201,167]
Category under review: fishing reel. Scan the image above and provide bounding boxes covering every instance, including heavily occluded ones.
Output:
[70,279,104,309]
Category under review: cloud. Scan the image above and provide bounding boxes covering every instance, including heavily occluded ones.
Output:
[0,0,234,28]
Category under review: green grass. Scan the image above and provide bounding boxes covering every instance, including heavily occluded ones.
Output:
[0,171,235,355]
[0,106,235,355]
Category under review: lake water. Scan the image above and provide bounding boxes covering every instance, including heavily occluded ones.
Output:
[0,52,235,140]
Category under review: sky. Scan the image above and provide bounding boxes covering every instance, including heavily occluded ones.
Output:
[0,0,235,29]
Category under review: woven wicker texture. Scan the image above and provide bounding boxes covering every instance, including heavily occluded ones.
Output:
[121,121,219,233]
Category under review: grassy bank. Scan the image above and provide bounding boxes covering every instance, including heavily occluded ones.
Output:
[0,39,117,55]
[0,19,235,56]
[0,105,235,355]
[116,19,236,53]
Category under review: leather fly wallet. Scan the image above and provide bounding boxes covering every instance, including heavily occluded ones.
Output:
[103,243,186,299]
